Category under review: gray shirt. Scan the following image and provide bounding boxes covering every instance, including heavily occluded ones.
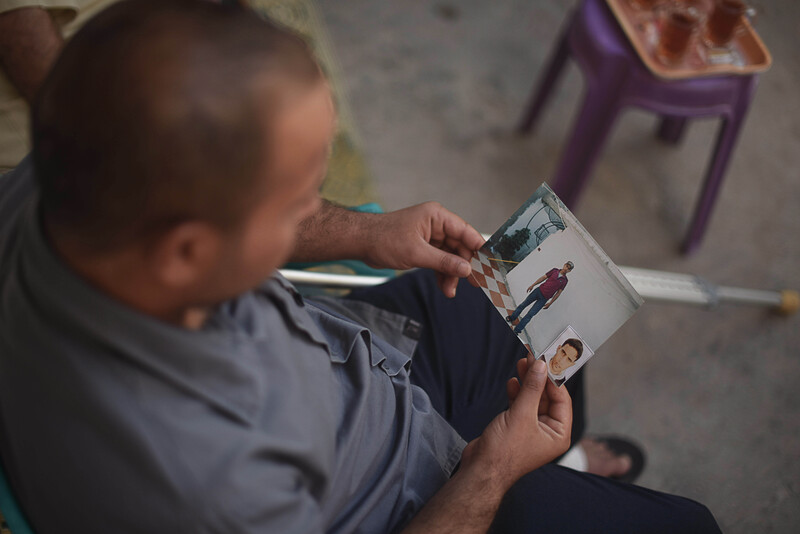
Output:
[0,160,465,533]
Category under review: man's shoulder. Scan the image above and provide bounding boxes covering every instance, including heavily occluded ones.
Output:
[0,158,36,272]
[0,157,36,227]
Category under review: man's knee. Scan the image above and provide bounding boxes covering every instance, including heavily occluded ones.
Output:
[671,499,721,534]
[488,466,722,534]
[619,490,721,534]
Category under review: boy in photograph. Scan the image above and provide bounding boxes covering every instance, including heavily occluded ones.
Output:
[507,261,573,333]
[0,1,720,532]
[547,338,583,386]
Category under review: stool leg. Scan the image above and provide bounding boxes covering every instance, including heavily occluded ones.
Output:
[657,115,688,145]
[516,29,571,135]
[551,83,623,209]
[681,76,757,254]
[681,115,742,254]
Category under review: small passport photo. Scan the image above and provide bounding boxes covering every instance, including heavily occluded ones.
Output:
[540,326,594,387]
[469,183,643,385]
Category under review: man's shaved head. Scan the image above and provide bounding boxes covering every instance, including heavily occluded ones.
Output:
[33,0,322,251]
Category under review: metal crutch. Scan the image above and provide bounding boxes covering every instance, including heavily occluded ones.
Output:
[279,267,800,315]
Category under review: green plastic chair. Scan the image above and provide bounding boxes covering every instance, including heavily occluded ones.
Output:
[0,459,35,534]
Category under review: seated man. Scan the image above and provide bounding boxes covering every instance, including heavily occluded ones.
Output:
[0,1,720,532]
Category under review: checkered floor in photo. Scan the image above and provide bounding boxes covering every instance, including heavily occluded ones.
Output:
[470,250,534,354]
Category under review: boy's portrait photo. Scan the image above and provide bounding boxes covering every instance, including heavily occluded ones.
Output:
[540,326,594,387]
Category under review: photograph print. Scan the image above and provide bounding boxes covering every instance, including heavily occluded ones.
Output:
[470,184,642,384]
[539,326,594,387]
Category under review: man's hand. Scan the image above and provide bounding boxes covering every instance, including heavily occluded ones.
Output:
[545,290,562,310]
[361,202,484,298]
[291,200,483,297]
[401,356,571,534]
[526,285,534,293]
[461,355,572,487]
[0,7,63,103]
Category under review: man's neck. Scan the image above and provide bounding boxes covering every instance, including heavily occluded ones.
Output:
[182,307,212,329]
[46,224,211,330]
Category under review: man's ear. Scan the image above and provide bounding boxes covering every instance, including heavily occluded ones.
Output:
[146,221,224,289]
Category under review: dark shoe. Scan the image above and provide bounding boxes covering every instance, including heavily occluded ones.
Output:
[591,436,646,484]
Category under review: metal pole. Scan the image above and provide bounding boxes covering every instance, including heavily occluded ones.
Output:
[279,267,799,315]
[617,266,798,313]
[279,269,390,288]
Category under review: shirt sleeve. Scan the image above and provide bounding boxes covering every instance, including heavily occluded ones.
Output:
[546,268,559,277]
[0,155,35,236]
[203,458,326,534]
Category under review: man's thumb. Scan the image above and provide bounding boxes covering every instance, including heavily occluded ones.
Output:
[517,358,547,409]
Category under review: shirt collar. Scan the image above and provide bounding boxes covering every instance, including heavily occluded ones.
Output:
[19,198,266,424]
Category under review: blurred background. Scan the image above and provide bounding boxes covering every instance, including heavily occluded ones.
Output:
[312,0,799,531]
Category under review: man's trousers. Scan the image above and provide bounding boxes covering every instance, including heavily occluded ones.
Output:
[347,269,720,533]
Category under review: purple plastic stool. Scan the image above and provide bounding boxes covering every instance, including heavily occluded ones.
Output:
[518,0,758,254]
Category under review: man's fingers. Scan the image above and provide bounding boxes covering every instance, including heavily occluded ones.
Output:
[439,274,459,298]
[516,357,528,378]
[509,357,529,406]
[443,236,481,264]
[506,377,520,404]
[543,379,572,428]
[466,272,480,289]
[513,356,548,417]
[400,203,484,291]
[438,209,485,252]
[418,244,472,280]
